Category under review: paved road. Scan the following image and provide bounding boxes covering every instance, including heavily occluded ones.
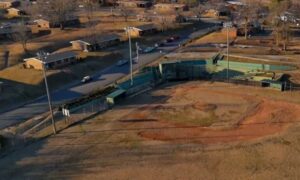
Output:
[0,23,220,129]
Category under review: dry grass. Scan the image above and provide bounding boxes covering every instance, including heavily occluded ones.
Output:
[191,31,236,45]
[1,82,300,179]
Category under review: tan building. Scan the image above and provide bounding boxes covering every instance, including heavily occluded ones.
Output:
[126,24,157,37]
[70,34,121,52]
[0,0,20,9]
[116,0,152,8]
[24,51,78,70]
[154,3,188,12]
[34,19,51,29]
[6,8,22,17]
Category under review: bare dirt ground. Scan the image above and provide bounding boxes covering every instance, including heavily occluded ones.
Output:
[1,81,300,179]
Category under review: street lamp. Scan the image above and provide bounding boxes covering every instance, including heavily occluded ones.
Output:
[223,22,233,82]
[136,42,139,66]
[124,27,134,86]
[37,51,57,135]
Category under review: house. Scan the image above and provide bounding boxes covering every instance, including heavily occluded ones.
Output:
[154,3,188,12]
[203,7,231,18]
[24,51,78,70]
[137,14,185,23]
[33,17,80,29]
[127,24,157,37]
[0,0,20,9]
[116,0,152,8]
[70,34,121,52]
[6,8,24,17]
[34,19,50,29]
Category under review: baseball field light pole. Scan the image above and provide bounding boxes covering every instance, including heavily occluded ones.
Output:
[224,22,232,82]
[37,51,57,135]
[125,27,133,86]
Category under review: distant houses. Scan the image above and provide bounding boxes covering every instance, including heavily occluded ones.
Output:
[0,0,20,9]
[24,51,78,70]
[137,14,185,23]
[126,24,157,37]
[154,3,189,12]
[116,0,152,8]
[33,17,80,29]
[70,34,121,52]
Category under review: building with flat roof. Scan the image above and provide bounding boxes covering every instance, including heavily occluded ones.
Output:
[126,24,157,37]
[70,34,121,52]
[24,51,78,70]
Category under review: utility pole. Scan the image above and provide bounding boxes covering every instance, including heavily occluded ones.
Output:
[37,51,57,134]
[227,26,229,82]
[125,27,133,86]
[136,42,139,66]
[224,22,232,82]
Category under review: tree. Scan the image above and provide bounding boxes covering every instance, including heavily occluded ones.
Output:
[269,0,291,47]
[34,0,78,30]
[120,6,132,22]
[234,0,262,39]
[83,0,99,38]
[12,18,30,53]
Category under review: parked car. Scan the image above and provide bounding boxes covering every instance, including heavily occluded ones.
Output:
[81,76,93,83]
[155,42,165,47]
[143,47,156,53]
[164,38,173,43]
[117,59,129,66]
[170,36,180,41]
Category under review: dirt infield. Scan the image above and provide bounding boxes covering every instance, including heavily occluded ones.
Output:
[120,82,300,145]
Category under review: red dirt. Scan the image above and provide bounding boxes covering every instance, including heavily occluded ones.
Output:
[137,99,300,145]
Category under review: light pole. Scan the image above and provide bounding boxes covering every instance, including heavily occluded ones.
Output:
[124,27,133,86]
[223,22,232,82]
[37,51,57,135]
[136,42,139,66]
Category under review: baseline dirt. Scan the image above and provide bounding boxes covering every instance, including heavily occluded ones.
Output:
[119,82,300,145]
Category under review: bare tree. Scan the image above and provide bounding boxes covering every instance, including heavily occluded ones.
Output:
[34,0,78,30]
[12,18,30,53]
[234,0,262,39]
[83,0,99,39]
[269,0,291,47]
[120,6,132,22]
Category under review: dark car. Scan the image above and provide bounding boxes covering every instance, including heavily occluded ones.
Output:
[170,36,180,41]
[155,42,165,47]
[164,38,173,43]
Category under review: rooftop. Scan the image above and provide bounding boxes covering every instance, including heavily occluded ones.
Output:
[24,51,78,64]
[133,24,156,31]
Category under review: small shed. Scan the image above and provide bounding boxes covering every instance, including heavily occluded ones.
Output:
[70,34,121,52]
[127,24,157,37]
[106,89,126,105]
[24,51,78,70]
